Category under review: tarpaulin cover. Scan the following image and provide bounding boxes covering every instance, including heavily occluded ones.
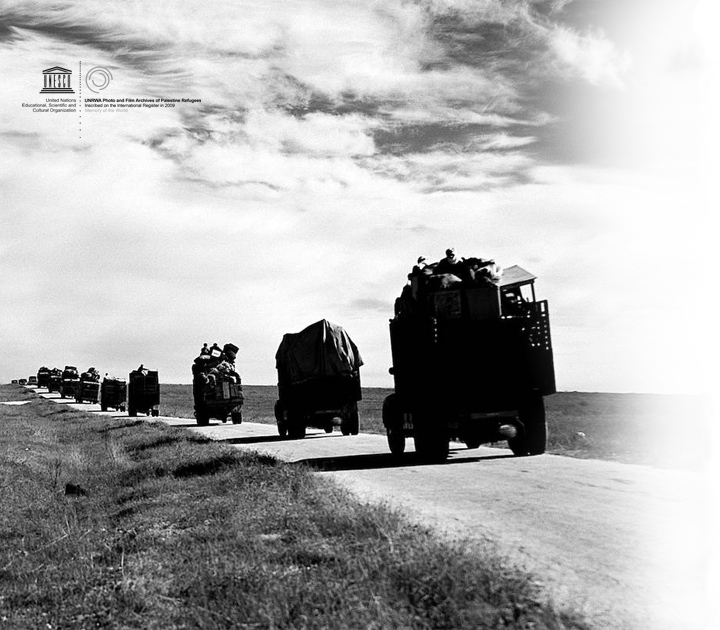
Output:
[275,319,363,384]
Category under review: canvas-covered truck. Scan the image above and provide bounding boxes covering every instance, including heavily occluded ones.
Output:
[100,376,126,412]
[383,257,555,463]
[274,319,362,439]
[37,367,50,388]
[59,366,80,399]
[192,343,244,426]
[127,366,160,417]
[75,367,101,404]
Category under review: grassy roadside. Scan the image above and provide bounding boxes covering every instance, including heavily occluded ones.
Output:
[160,384,710,471]
[0,386,587,630]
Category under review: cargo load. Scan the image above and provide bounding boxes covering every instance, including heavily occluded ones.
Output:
[383,250,555,463]
[274,319,362,439]
[100,376,127,412]
[128,365,160,417]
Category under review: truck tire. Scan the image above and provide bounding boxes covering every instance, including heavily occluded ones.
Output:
[128,406,137,417]
[100,403,107,412]
[383,395,405,456]
[275,401,288,437]
[287,409,305,440]
[508,395,547,456]
[231,407,243,424]
[341,403,359,436]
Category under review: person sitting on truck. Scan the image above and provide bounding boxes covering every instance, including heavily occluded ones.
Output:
[435,248,463,276]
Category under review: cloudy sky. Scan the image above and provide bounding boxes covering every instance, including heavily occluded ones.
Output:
[1,0,716,393]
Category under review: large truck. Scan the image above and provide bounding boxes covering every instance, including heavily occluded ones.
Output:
[59,366,80,399]
[274,319,362,439]
[383,260,555,463]
[127,366,160,417]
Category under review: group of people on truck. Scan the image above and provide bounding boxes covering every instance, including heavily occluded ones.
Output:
[192,342,241,387]
[412,248,503,290]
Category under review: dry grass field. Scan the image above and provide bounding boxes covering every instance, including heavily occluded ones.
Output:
[160,384,710,472]
[0,385,588,629]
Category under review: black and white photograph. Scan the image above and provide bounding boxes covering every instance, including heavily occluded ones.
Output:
[1,0,716,628]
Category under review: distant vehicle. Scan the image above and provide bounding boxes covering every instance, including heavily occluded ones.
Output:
[59,366,80,399]
[18,378,27,385]
[11,379,18,384]
[28,376,38,385]
[75,368,101,404]
[100,376,126,412]
[127,366,159,417]
[274,319,362,439]
[192,343,243,426]
[37,367,50,388]
[47,368,62,393]
[383,261,555,463]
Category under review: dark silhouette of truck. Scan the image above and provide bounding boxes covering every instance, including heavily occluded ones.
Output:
[128,366,159,417]
[274,319,362,439]
[100,376,126,412]
[47,368,62,393]
[383,262,555,463]
[75,368,101,404]
[59,366,80,399]
[37,367,50,388]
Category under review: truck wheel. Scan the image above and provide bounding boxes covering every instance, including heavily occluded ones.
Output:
[383,395,405,456]
[275,402,288,437]
[508,395,547,456]
[152,409,159,418]
[100,404,107,412]
[387,428,405,456]
[195,411,209,426]
[341,404,359,436]
[231,407,243,424]
[287,409,305,440]
[128,406,137,417]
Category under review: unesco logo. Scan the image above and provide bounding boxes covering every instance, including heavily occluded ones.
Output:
[40,67,75,94]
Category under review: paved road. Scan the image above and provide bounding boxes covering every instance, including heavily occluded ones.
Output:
[41,390,711,630]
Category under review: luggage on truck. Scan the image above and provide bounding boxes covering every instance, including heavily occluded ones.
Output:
[192,342,243,426]
[383,252,556,463]
[274,319,362,440]
[100,376,127,412]
[128,365,160,417]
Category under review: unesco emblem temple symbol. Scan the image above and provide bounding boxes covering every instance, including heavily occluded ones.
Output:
[40,67,75,94]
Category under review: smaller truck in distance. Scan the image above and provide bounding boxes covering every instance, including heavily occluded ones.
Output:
[47,368,62,393]
[191,343,243,426]
[100,376,126,412]
[127,366,160,417]
[37,367,50,388]
[59,366,80,399]
[75,367,101,404]
[274,319,362,439]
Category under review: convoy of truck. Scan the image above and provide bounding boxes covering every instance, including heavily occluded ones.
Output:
[13,251,556,463]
